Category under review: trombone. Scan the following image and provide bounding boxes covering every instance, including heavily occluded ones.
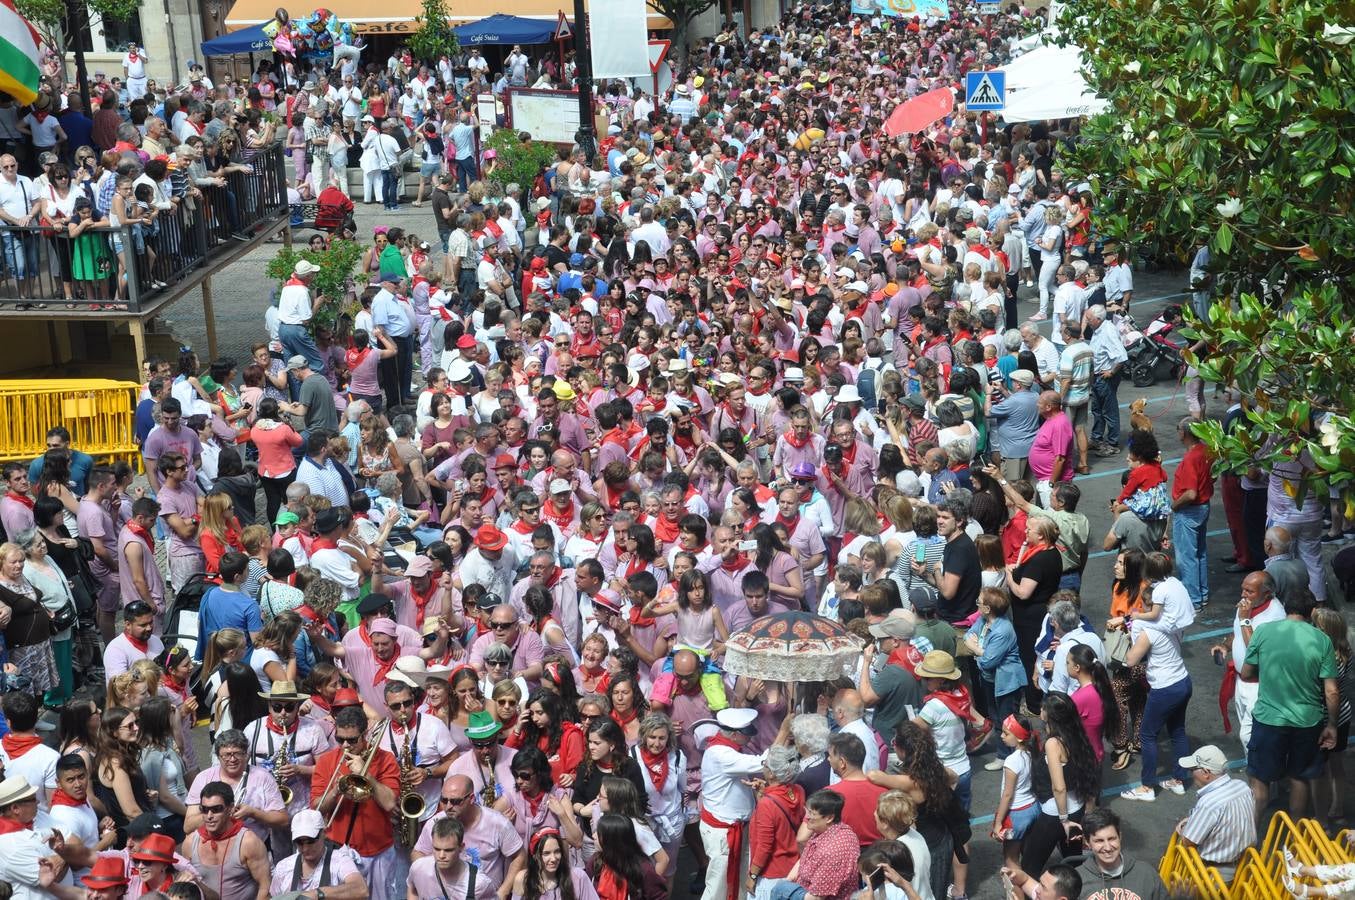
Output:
[317,719,390,830]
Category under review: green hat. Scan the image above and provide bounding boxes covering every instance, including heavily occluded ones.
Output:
[197,375,221,394]
[274,510,300,526]
[465,710,503,742]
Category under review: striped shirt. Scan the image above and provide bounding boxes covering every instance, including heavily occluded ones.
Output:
[1178,774,1255,865]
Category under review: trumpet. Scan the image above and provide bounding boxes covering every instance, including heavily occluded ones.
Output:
[396,726,425,848]
[272,739,294,807]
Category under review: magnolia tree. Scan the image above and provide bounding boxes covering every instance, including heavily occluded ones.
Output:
[1058,0,1355,500]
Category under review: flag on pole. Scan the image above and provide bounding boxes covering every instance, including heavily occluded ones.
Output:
[0,0,41,105]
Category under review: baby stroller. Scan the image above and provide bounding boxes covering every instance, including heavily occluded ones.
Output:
[1126,305,1188,387]
[163,573,212,660]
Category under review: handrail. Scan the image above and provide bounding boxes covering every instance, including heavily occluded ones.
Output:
[0,141,289,314]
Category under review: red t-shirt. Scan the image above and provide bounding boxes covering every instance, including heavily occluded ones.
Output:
[1171,443,1214,503]
[825,778,887,847]
[310,745,402,856]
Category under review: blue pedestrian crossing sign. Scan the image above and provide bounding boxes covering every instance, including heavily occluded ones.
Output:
[965,70,1005,111]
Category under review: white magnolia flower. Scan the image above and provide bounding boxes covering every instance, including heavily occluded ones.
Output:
[1320,417,1346,452]
[1216,197,1243,218]
[1121,122,1135,140]
[1146,130,1159,142]
[1323,23,1355,45]
[1122,60,1142,74]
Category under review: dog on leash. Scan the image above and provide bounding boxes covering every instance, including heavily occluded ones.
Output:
[1129,398,1153,435]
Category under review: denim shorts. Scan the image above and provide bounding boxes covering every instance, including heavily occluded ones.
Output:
[1006,802,1040,839]
[420,161,441,177]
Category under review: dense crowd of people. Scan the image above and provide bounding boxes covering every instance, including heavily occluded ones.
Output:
[0,3,1350,900]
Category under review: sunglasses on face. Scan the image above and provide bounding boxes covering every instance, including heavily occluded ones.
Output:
[388,699,416,710]
[271,702,297,712]
[336,734,362,745]
[200,804,227,815]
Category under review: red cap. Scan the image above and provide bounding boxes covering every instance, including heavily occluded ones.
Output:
[575,343,602,358]
[493,453,517,469]
[530,257,547,271]
[455,334,477,349]
[82,858,130,890]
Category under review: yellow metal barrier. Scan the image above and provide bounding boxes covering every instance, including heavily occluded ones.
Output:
[1159,832,1229,900]
[0,380,141,469]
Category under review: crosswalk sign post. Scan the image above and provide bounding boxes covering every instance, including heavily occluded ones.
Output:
[965,70,1006,111]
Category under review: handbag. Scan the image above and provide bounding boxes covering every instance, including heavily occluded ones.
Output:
[50,598,78,632]
[1104,626,1132,670]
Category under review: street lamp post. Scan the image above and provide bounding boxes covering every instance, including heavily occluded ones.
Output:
[572,0,596,160]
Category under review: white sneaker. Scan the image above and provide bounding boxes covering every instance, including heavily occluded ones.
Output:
[1160,779,1186,795]
[1119,786,1156,802]
[984,758,1005,771]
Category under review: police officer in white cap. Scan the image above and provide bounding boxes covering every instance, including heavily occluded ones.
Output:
[697,707,765,900]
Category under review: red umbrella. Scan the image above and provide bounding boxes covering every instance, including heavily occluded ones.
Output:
[884,87,955,138]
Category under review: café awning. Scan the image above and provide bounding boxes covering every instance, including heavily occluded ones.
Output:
[224,0,671,35]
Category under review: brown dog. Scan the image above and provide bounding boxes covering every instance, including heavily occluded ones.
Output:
[1129,397,1153,435]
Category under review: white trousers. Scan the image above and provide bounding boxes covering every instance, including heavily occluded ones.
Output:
[1235,678,1259,757]
[699,819,747,900]
[358,845,398,900]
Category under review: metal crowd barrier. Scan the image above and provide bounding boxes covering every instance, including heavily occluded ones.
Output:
[0,142,287,314]
[0,379,140,467]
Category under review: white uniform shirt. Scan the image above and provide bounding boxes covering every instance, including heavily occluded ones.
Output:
[699,740,763,821]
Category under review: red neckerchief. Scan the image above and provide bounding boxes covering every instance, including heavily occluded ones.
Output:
[925,685,974,722]
[782,430,810,449]
[775,512,800,531]
[410,578,439,629]
[196,819,244,849]
[652,514,681,544]
[611,706,639,729]
[124,630,150,653]
[540,566,562,590]
[5,492,33,510]
[265,715,297,737]
[510,519,535,535]
[310,695,331,713]
[345,347,372,370]
[543,500,574,531]
[1016,542,1051,567]
[624,555,647,578]
[839,441,858,467]
[720,552,751,573]
[673,429,698,453]
[1,734,42,758]
[719,403,751,435]
[162,672,189,699]
[705,734,745,753]
[628,434,651,461]
[126,520,155,547]
[887,642,924,676]
[357,622,401,685]
[140,874,173,897]
[311,537,341,552]
[1248,598,1274,619]
[600,428,628,449]
[628,605,657,628]
[0,816,31,834]
[49,789,85,808]
[640,746,670,791]
[284,275,307,288]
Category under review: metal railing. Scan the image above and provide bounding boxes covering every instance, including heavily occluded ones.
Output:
[0,142,288,314]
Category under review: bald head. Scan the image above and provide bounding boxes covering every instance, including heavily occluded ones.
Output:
[1264,525,1292,556]
[833,689,864,724]
[672,649,700,677]
[1038,391,1062,414]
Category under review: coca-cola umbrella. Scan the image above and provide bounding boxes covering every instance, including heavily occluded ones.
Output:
[723,611,864,682]
[884,87,955,138]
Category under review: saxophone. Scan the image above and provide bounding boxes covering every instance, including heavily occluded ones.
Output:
[396,726,425,847]
[479,763,498,807]
[272,738,294,807]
